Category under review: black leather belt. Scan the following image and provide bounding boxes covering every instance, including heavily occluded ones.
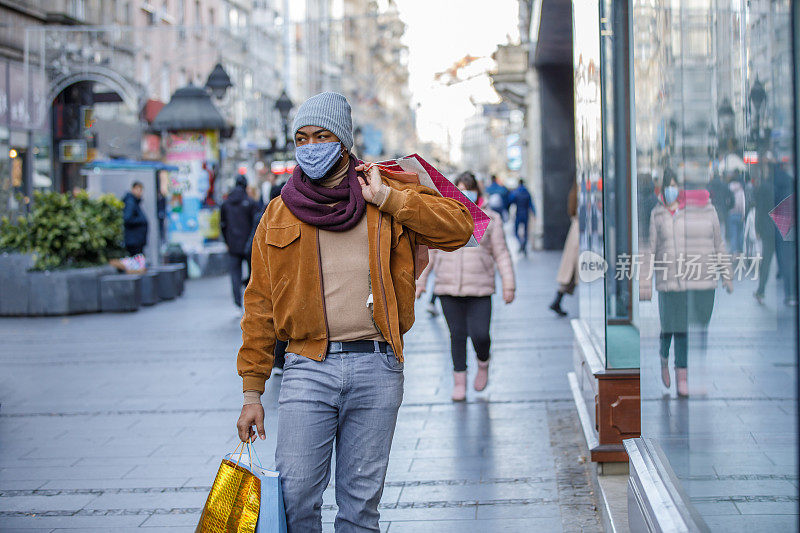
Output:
[328,341,391,354]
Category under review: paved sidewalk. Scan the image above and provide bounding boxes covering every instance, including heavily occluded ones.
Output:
[0,247,601,532]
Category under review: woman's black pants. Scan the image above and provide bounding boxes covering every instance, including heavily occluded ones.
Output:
[439,295,492,372]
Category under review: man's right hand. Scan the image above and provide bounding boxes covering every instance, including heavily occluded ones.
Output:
[237,403,266,443]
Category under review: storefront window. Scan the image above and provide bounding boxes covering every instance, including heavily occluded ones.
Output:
[573,0,606,355]
[633,0,799,528]
[600,0,638,369]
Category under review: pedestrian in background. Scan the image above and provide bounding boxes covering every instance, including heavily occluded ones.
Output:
[641,171,732,396]
[220,175,260,308]
[261,171,289,205]
[235,92,474,532]
[122,181,148,256]
[486,174,509,222]
[550,182,578,316]
[510,179,536,255]
[416,171,515,401]
[708,170,732,239]
[727,174,745,255]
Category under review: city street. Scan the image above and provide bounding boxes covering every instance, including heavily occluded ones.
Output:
[0,248,601,532]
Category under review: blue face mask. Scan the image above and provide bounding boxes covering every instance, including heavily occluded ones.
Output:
[462,190,478,203]
[295,141,343,180]
[663,185,679,204]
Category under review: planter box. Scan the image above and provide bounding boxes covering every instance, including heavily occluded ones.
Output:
[149,265,181,300]
[100,274,142,312]
[0,252,34,316]
[140,271,159,306]
[160,264,185,296]
[27,266,117,316]
[188,250,229,278]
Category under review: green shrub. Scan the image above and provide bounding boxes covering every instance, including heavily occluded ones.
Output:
[0,191,125,270]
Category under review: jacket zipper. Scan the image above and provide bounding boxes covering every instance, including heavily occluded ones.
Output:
[316,227,330,360]
[376,215,394,354]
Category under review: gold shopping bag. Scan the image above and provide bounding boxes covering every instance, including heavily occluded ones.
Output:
[196,443,261,533]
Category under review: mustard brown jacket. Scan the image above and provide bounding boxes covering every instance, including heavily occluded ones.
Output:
[237,179,475,392]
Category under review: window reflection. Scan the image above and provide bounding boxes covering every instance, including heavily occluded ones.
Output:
[574,0,606,353]
[634,0,798,528]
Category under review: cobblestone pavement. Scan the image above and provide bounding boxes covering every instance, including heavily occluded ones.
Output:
[0,247,602,532]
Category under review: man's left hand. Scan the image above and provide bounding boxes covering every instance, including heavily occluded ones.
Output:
[355,163,385,205]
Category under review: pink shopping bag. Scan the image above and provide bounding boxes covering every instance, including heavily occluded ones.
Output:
[365,153,491,247]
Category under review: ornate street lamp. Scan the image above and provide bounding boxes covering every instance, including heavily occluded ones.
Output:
[274,90,294,147]
[204,63,233,100]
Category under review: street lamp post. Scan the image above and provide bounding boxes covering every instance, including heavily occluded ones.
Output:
[204,63,233,100]
[274,90,294,149]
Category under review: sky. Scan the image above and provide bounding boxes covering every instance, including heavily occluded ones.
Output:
[393,0,520,162]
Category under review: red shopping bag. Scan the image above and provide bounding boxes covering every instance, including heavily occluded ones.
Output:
[364,154,491,247]
[769,194,795,241]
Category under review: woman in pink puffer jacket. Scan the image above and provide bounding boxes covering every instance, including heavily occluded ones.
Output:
[416,172,516,401]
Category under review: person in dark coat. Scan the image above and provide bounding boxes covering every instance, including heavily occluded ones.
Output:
[221,175,260,308]
[122,181,148,256]
[486,174,510,222]
[509,179,536,255]
[708,171,732,237]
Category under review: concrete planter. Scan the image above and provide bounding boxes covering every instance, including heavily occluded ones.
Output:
[159,264,185,296]
[100,274,142,312]
[140,271,159,306]
[188,250,229,278]
[27,265,117,316]
[150,265,179,300]
[0,252,34,316]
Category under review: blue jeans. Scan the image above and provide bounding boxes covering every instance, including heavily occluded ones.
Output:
[727,213,743,255]
[515,216,529,251]
[275,349,404,533]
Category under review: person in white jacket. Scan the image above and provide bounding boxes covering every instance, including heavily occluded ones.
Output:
[416,172,516,401]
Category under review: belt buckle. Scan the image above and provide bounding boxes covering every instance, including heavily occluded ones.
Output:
[330,341,343,353]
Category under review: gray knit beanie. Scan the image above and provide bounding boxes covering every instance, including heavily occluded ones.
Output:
[291,92,354,151]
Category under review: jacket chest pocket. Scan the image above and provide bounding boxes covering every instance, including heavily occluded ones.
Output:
[266,225,301,248]
[266,225,302,282]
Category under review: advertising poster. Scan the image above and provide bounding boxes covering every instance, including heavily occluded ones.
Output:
[164,130,219,252]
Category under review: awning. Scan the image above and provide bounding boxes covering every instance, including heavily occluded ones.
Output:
[83,159,179,172]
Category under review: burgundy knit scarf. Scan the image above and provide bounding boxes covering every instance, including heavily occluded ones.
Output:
[280,158,366,231]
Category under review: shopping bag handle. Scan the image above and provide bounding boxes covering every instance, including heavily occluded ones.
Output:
[249,442,264,468]
[231,441,253,470]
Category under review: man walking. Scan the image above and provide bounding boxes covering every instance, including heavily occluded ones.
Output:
[486,174,509,222]
[220,175,260,308]
[510,179,536,255]
[235,92,474,532]
[122,181,148,256]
